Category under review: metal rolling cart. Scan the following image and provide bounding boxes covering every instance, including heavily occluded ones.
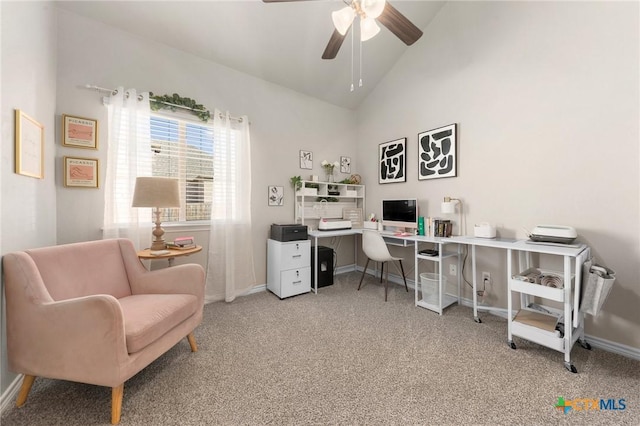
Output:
[506,241,591,373]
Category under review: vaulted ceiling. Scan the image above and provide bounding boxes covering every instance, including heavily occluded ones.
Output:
[56,1,445,110]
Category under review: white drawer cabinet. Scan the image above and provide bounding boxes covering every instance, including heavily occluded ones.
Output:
[267,239,311,299]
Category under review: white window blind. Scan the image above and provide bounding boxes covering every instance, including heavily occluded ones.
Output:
[150,113,214,222]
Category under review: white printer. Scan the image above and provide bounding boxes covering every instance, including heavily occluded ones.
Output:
[529,225,577,244]
[318,218,352,231]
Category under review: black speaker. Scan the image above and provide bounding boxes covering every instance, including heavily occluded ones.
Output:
[311,246,334,288]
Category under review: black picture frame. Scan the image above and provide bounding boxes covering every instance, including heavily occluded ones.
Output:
[418,123,457,180]
[379,138,406,184]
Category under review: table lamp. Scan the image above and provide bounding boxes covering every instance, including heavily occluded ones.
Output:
[132,177,180,250]
[441,196,463,236]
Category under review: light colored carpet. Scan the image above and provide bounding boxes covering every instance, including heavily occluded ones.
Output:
[2,271,639,425]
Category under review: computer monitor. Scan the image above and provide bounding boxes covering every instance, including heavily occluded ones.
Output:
[382,199,418,230]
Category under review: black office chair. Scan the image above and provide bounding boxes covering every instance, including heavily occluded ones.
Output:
[358,230,408,301]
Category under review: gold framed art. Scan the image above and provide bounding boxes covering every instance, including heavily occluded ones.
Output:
[62,114,98,149]
[15,109,44,179]
[64,156,99,188]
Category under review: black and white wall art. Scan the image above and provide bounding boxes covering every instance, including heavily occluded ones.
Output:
[299,150,313,169]
[340,156,351,173]
[268,185,284,206]
[379,138,406,184]
[418,124,457,180]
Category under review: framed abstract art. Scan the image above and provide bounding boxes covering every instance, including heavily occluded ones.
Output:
[379,138,406,184]
[418,123,457,180]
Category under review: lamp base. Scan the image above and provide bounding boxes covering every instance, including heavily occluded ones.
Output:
[150,239,166,251]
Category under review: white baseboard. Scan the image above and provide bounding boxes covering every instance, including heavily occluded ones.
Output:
[0,374,22,415]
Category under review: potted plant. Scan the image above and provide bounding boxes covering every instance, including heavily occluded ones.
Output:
[290,176,302,191]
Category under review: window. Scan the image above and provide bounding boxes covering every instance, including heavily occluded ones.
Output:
[150,114,214,222]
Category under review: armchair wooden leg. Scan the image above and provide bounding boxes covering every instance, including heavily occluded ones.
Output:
[111,383,124,425]
[16,375,36,407]
[187,332,198,352]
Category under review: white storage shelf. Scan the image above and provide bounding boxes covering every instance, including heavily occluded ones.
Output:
[507,245,590,373]
[295,180,365,226]
[413,240,462,315]
[510,276,575,304]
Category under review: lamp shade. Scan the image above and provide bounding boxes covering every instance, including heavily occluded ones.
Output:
[132,177,180,208]
[361,0,386,19]
[332,6,355,35]
[360,17,381,41]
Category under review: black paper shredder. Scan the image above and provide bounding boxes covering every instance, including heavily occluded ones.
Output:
[311,245,334,288]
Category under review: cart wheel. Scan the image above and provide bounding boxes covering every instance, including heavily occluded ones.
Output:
[579,340,592,350]
[474,317,482,324]
[509,341,516,350]
[565,363,578,374]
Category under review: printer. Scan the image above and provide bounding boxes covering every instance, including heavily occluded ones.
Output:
[270,224,308,242]
[318,218,352,231]
[529,225,577,244]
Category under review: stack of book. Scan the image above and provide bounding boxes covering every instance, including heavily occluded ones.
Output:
[167,236,196,250]
[424,218,452,237]
[433,219,452,237]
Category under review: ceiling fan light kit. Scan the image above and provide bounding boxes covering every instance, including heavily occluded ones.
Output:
[332,6,355,35]
[264,0,424,85]
[360,17,381,41]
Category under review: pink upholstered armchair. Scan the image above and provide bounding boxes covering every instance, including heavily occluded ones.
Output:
[3,238,205,424]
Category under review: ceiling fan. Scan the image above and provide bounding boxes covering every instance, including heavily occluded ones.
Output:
[263,0,423,60]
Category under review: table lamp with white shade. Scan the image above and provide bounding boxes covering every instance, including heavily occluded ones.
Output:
[441,196,463,236]
[132,177,180,250]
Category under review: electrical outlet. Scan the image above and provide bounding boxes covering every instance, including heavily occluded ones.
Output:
[482,271,491,285]
[449,264,457,276]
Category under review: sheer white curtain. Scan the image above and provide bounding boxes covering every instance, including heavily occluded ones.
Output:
[103,87,152,250]
[206,109,256,303]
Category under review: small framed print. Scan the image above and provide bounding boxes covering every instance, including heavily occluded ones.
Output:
[62,114,98,149]
[379,138,406,184]
[15,109,44,179]
[268,185,284,206]
[340,156,351,173]
[64,156,99,188]
[300,150,313,169]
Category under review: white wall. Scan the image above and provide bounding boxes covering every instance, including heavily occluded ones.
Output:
[54,9,358,285]
[357,1,639,349]
[0,0,58,399]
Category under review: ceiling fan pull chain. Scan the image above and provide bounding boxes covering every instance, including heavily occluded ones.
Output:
[350,26,355,92]
[359,36,363,88]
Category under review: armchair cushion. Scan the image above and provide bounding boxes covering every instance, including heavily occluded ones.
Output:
[119,294,199,354]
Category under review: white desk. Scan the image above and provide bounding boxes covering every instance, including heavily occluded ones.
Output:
[449,236,520,322]
[309,230,592,371]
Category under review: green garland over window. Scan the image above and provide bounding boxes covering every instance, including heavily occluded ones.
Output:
[149,92,211,122]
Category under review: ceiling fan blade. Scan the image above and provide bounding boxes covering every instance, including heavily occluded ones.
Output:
[322,29,347,60]
[376,2,423,46]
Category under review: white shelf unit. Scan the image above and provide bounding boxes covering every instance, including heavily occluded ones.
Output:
[506,241,591,373]
[294,180,365,227]
[413,237,462,315]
